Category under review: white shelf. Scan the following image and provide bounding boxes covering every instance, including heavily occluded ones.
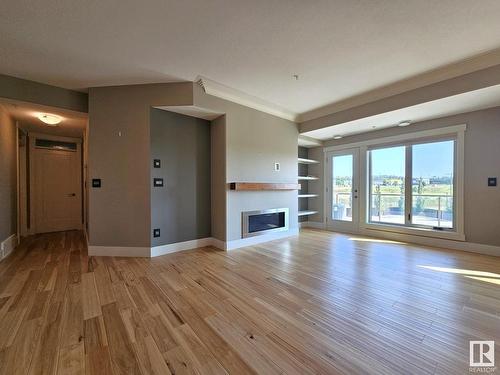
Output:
[298,176,319,181]
[298,157,319,165]
[298,194,318,198]
[298,210,318,217]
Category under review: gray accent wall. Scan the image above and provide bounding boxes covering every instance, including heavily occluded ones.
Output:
[150,108,211,247]
[0,107,17,242]
[319,106,500,247]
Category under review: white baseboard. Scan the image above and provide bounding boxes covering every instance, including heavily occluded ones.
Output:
[299,224,500,257]
[88,245,151,257]
[225,228,299,251]
[361,228,500,257]
[300,221,326,229]
[211,237,226,251]
[87,230,300,257]
[151,237,214,257]
[1,233,18,261]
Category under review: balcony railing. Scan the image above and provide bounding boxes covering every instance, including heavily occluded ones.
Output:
[332,191,453,228]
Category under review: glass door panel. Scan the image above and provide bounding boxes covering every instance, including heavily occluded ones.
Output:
[326,148,359,233]
[332,154,353,221]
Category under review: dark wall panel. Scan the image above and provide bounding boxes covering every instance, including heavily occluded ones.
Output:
[150,108,211,246]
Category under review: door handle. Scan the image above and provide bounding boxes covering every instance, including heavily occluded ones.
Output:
[67,193,76,197]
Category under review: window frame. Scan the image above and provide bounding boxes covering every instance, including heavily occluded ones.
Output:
[323,124,466,241]
[368,137,457,231]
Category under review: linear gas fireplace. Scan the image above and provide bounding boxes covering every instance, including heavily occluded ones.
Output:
[242,208,289,238]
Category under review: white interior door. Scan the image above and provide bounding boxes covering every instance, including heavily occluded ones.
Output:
[34,144,81,233]
[326,148,360,233]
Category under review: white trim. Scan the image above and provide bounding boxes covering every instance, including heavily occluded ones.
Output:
[323,124,467,153]
[322,124,466,242]
[151,237,214,257]
[88,245,151,257]
[325,148,360,234]
[359,228,500,257]
[211,237,227,251]
[197,76,298,122]
[225,228,299,251]
[1,234,18,260]
[29,132,83,144]
[88,229,298,257]
[299,135,323,148]
[362,223,465,241]
[299,221,326,229]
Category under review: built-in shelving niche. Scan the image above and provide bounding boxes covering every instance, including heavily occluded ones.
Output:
[298,148,319,222]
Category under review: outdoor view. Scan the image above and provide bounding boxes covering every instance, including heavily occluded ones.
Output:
[370,146,406,224]
[331,140,455,229]
[369,140,454,228]
[331,154,353,221]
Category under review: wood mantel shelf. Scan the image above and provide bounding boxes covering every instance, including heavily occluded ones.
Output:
[229,182,301,191]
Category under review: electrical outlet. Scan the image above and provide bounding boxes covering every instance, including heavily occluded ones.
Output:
[274,162,280,171]
[153,159,161,168]
[153,178,164,187]
[488,177,497,187]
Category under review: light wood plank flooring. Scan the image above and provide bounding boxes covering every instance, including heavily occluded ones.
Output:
[0,229,499,374]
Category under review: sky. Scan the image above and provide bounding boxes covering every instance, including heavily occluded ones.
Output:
[332,140,454,178]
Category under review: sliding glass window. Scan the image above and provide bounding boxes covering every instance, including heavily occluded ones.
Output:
[369,138,455,230]
[370,146,406,225]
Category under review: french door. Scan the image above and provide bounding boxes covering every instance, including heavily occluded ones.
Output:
[326,148,360,233]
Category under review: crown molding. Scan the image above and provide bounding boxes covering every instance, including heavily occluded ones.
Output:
[196,76,298,122]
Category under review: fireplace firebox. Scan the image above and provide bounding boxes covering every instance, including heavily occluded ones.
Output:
[241,208,289,238]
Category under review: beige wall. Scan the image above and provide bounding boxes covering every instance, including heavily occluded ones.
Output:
[211,115,227,241]
[88,83,193,247]
[0,106,17,242]
[88,82,298,248]
[300,64,500,133]
[315,106,500,247]
[194,85,299,241]
[0,74,88,113]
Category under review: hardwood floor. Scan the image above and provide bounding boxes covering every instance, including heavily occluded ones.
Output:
[0,229,499,374]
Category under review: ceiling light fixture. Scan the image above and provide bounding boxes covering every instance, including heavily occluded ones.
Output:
[333,135,343,140]
[37,113,62,126]
[398,120,411,127]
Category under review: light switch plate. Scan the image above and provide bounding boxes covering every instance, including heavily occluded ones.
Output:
[153,228,160,238]
[153,178,164,187]
[488,177,497,187]
[153,159,161,168]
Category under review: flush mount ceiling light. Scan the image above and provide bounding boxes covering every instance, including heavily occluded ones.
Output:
[333,135,343,140]
[398,120,411,127]
[37,113,62,126]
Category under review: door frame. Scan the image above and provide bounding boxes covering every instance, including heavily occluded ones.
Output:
[324,147,361,234]
[28,132,83,234]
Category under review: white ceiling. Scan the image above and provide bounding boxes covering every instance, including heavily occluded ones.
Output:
[301,84,500,140]
[0,99,87,138]
[2,0,500,117]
